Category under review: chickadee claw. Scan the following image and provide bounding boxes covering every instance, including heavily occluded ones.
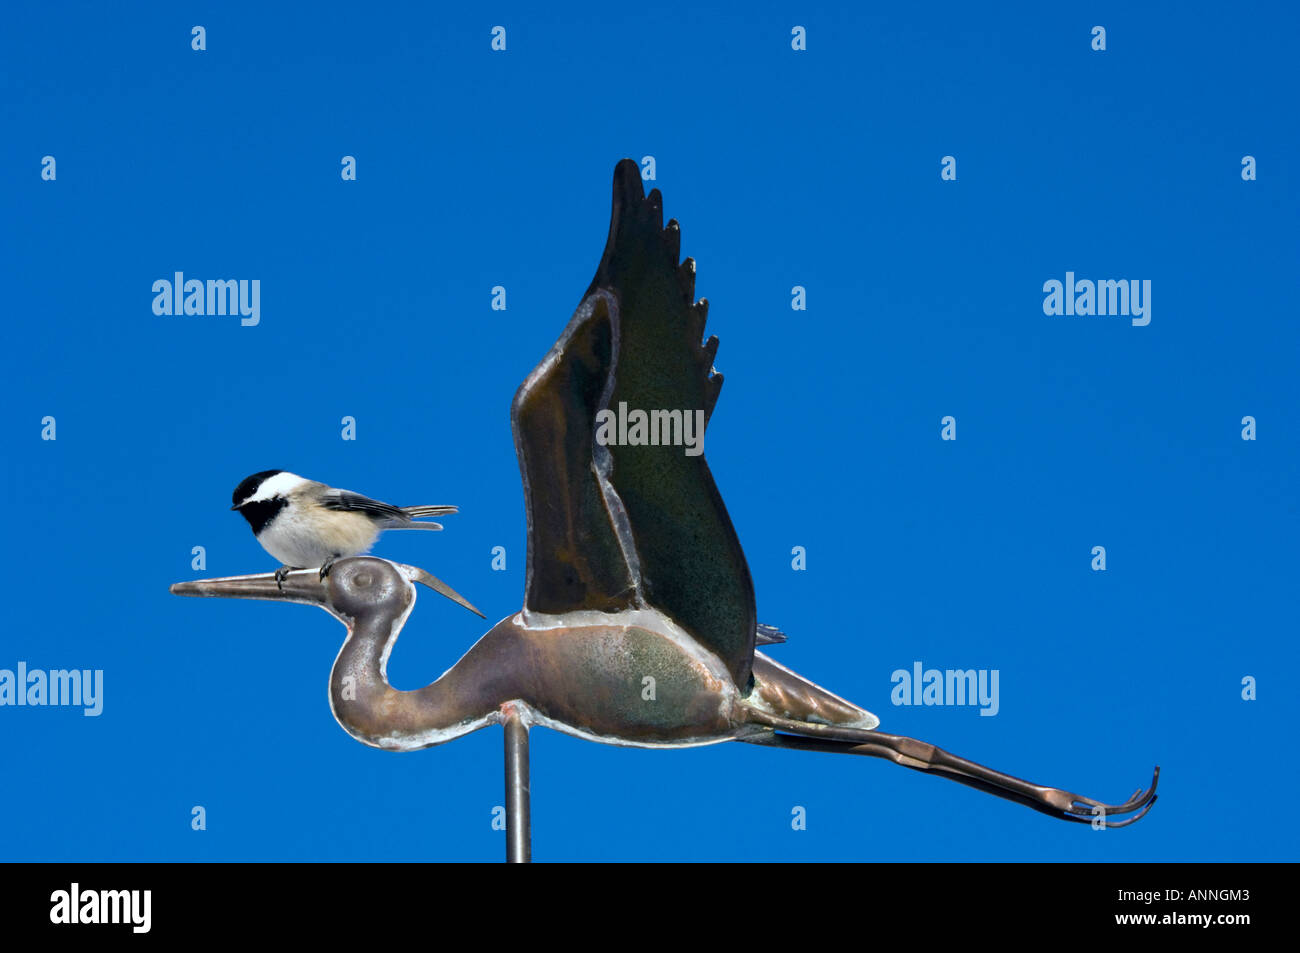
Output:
[319,557,338,581]
[274,566,294,591]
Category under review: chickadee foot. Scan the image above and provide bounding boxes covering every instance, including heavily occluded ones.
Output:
[319,556,340,581]
[274,565,298,591]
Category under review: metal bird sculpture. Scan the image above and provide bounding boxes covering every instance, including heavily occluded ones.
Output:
[172,159,1158,860]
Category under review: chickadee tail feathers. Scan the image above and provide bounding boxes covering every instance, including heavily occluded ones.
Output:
[399,504,459,519]
[383,519,444,531]
[383,504,457,530]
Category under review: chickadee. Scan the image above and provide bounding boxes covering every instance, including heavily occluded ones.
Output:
[231,470,459,586]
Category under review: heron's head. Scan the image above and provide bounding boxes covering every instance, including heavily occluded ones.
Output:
[170,557,484,620]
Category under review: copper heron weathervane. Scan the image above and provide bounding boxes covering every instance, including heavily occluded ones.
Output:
[171,159,1159,861]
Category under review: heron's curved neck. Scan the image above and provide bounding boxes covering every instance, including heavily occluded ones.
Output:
[326,607,500,751]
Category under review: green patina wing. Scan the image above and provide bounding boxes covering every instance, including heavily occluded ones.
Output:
[510,159,757,688]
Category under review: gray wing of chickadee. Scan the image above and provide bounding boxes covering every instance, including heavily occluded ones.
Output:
[319,489,458,530]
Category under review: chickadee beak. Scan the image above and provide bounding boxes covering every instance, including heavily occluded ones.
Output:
[169,570,327,607]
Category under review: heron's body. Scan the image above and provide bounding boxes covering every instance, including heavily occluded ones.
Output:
[317,592,875,751]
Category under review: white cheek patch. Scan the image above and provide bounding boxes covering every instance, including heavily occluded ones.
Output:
[246,471,308,503]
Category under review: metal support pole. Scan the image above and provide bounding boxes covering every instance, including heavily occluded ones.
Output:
[503,709,531,863]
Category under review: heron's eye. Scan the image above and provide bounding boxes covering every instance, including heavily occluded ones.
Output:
[352,570,374,589]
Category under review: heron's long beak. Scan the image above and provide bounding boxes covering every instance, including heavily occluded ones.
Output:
[169,562,485,619]
[169,570,328,607]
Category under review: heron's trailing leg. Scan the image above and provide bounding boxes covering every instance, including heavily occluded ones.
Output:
[744,714,1159,827]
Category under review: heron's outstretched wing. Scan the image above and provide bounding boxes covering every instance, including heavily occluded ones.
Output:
[512,290,638,615]
[511,159,757,687]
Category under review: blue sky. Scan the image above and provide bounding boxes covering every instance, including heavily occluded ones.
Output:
[1,1,1296,861]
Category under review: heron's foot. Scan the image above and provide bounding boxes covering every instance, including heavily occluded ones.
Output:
[1054,766,1161,828]
[319,556,340,581]
[274,565,299,591]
